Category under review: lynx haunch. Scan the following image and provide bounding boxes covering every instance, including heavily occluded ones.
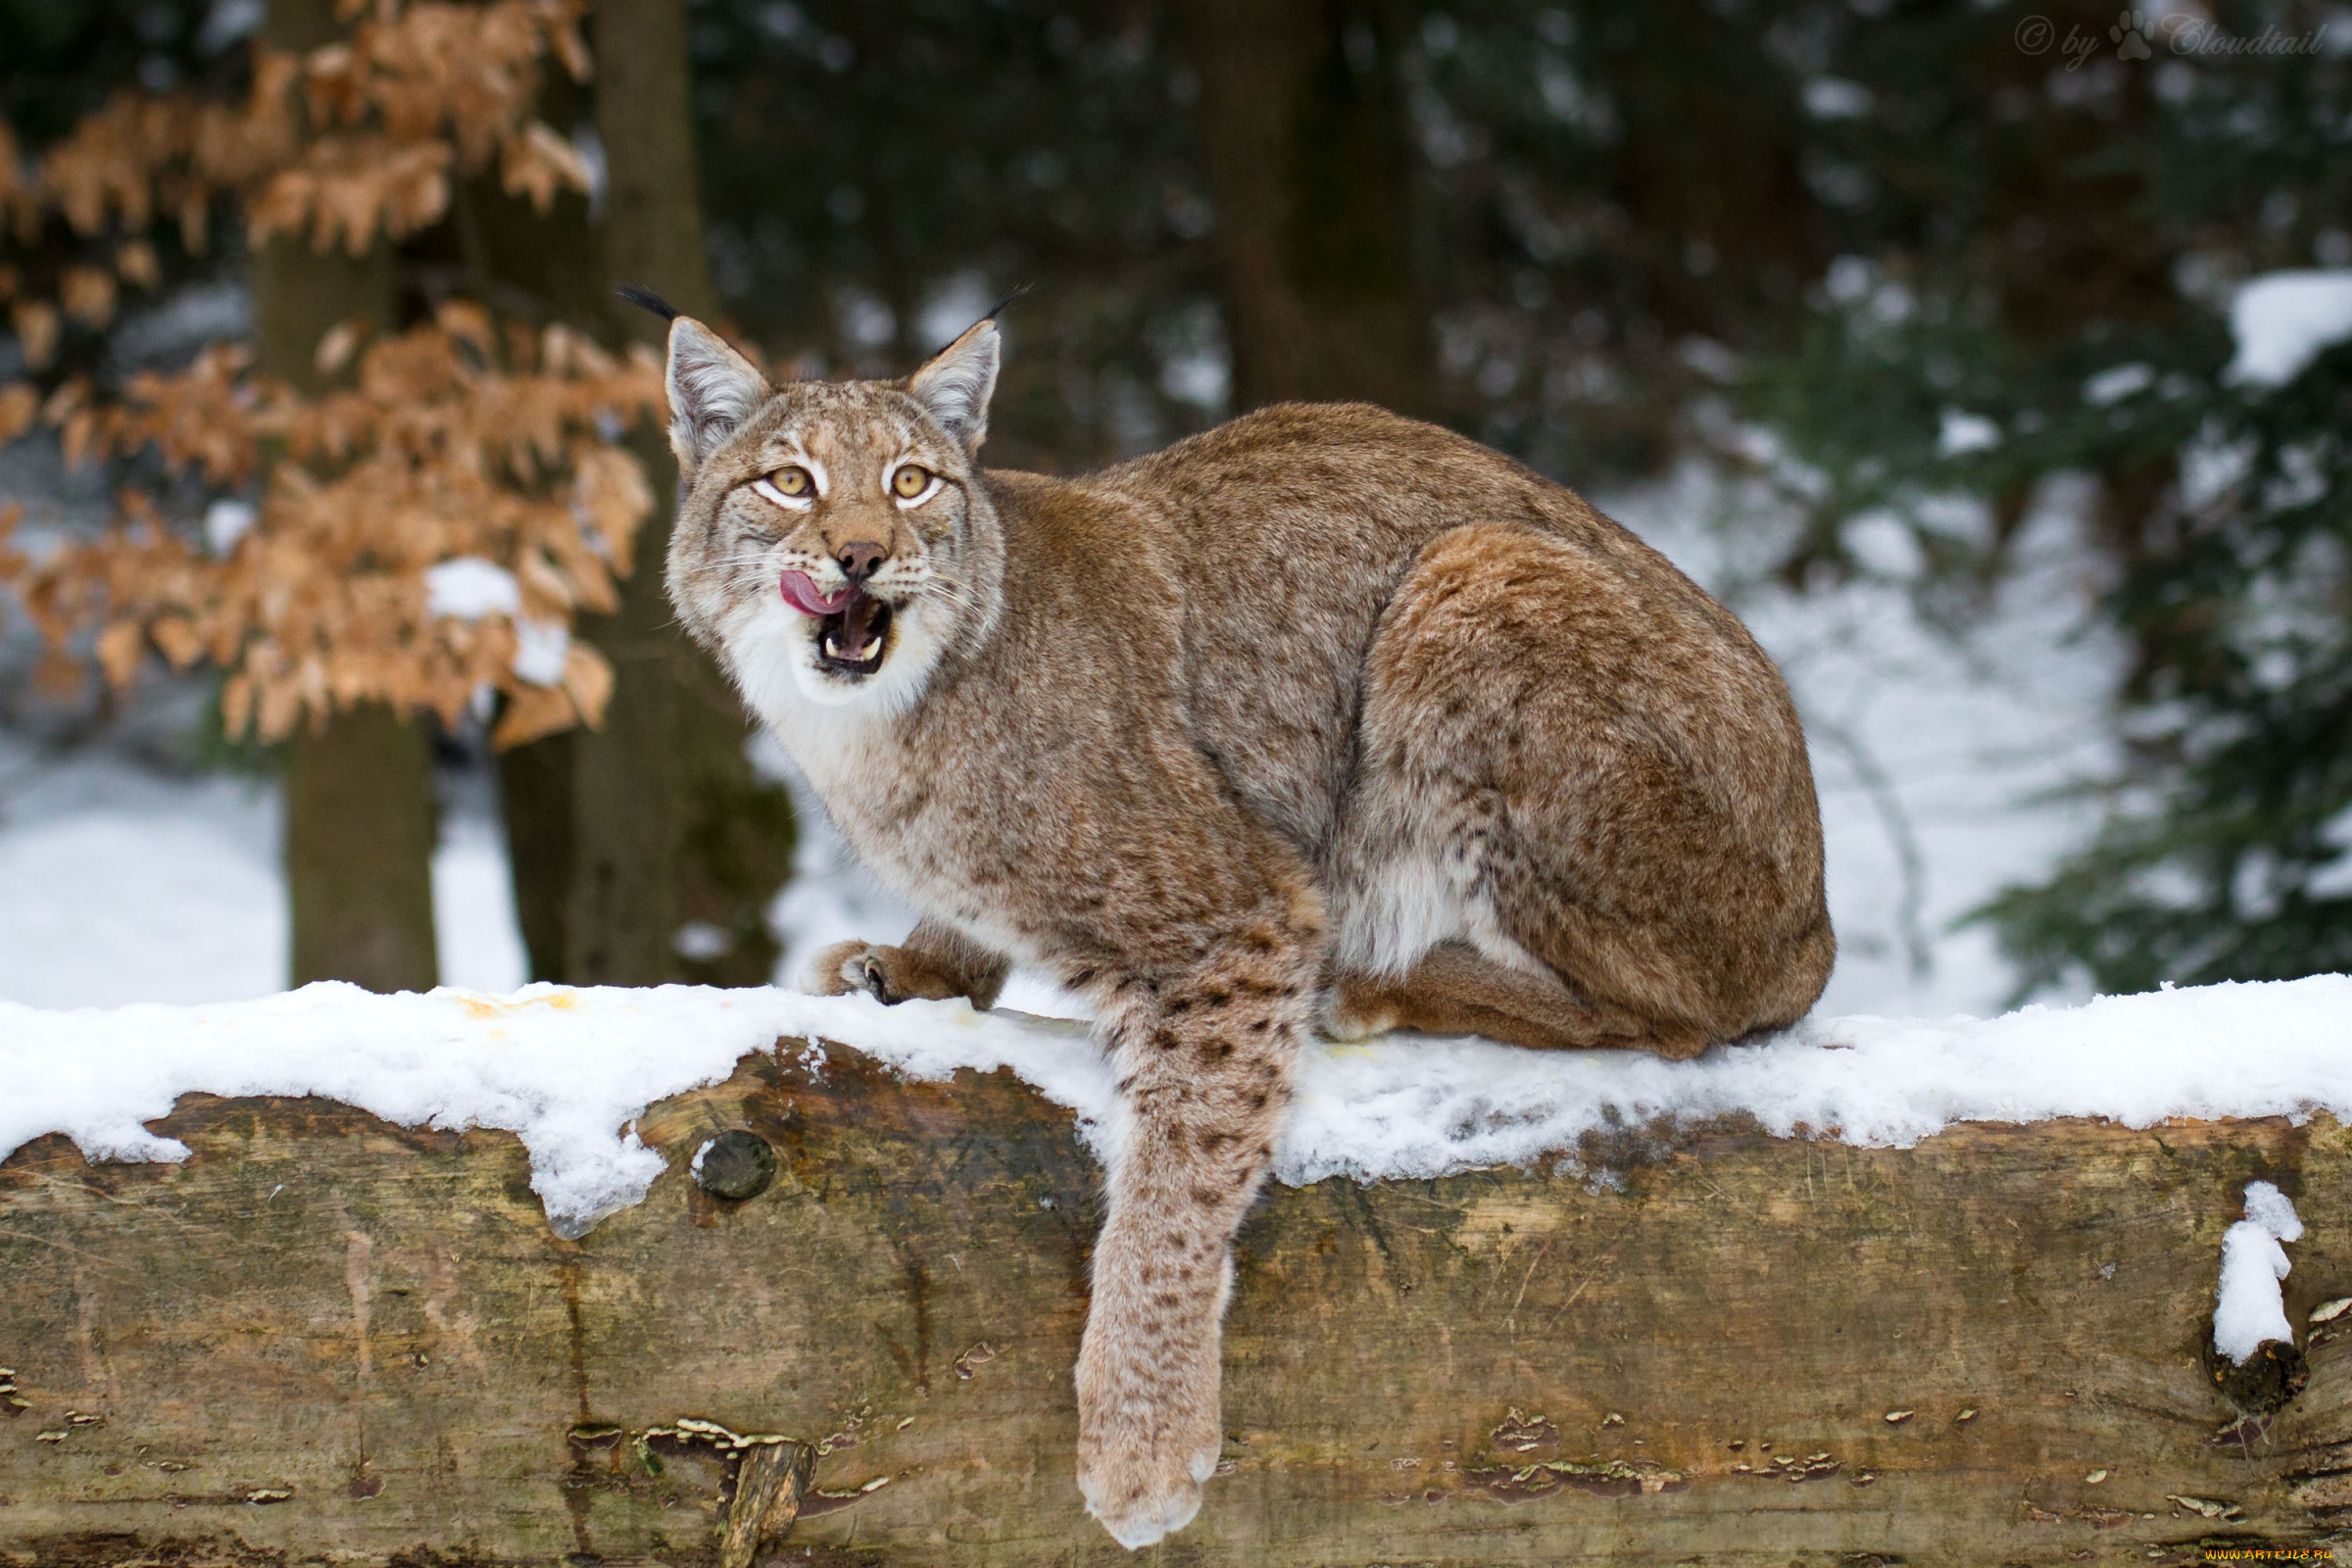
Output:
[657,301,1834,1548]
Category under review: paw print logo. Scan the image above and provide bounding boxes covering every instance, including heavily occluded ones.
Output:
[2111,9,2153,60]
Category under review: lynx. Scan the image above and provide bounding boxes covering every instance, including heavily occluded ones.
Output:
[654,297,1834,1548]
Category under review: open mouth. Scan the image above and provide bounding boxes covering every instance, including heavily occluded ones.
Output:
[779,570,892,677]
[813,588,891,676]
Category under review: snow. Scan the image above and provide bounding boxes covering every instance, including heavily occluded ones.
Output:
[2213,1179,2304,1364]
[196,0,264,57]
[511,617,571,686]
[0,736,523,1007]
[431,807,530,991]
[422,557,521,619]
[1936,408,2001,457]
[1,973,2346,1239]
[2242,1180,2304,1245]
[2082,362,2156,406]
[1801,77,1872,121]
[0,984,1096,1238]
[1279,978,2352,1184]
[2227,269,2352,386]
[416,559,567,684]
[0,799,285,1006]
[202,498,255,556]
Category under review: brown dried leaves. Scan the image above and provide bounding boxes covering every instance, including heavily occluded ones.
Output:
[7,0,591,336]
[256,0,594,251]
[2,0,619,743]
[3,310,662,745]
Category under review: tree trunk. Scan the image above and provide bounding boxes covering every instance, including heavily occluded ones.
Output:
[258,0,436,994]
[495,0,796,989]
[281,703,439,991]
[3,1040,2346,1564]
[1174,0,1431,415]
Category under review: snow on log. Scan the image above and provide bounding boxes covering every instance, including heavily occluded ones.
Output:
[0,978,2348,1563]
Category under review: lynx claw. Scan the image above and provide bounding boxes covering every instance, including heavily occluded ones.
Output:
[806,938,900,1003]
[807,935,1004,1008]
[853,953,898,1004]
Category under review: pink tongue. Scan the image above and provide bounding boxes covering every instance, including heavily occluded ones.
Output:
[779,571,851,615]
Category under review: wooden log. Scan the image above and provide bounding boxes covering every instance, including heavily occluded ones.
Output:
[1,1038,2347,1565]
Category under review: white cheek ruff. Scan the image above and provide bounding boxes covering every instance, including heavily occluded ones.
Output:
[717,593,951,733]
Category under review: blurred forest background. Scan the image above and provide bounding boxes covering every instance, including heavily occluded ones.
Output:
[0,0,2346,1015]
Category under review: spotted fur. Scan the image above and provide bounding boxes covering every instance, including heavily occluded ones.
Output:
[661,313,1834,1547]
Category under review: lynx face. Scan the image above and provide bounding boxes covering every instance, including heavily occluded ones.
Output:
[663,317,1004,722]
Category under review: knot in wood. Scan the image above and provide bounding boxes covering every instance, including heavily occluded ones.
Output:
[695,1129,777,1201]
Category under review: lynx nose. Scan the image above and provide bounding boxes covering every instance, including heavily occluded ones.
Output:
[836,541,888,582]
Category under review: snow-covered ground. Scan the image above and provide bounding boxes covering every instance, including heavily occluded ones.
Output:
[0,479,2120,1019]
[0,744,283,1007]
[0,733,525,1006]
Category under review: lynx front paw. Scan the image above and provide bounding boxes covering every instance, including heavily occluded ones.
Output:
[1076,1430,1215,1550]
[1075,1362,1221,1549]
[806,938,903,1004]
[806,937,998,1007]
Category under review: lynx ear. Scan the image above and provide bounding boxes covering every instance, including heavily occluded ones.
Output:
[906,318,1000,450]
[664,317,768,478]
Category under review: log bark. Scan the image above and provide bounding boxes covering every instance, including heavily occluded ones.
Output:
[2,1039,2348,1565]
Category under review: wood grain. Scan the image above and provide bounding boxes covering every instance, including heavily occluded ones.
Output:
[2,1040,2346,1565]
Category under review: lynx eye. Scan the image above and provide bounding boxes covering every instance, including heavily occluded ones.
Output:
[752,466,815,510]
[891,464,936,502]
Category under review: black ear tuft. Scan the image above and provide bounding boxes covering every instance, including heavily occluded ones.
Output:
[927,282,1033,357]
[616,284,680,322]
[981,281,1034,325]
